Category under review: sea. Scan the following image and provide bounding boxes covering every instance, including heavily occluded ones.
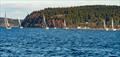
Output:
[0,27,120,57]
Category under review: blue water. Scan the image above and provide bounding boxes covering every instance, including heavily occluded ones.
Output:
[0,28,120,57]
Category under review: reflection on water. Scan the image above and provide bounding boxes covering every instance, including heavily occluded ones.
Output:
[0,28,120,57]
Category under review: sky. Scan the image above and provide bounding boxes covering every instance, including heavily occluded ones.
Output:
[0,0,120,19]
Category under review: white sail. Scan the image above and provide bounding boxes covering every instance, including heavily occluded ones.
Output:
[18,19,23,29]
[4,12,11,29]
[63,19,69,29]
[85,22,88,29]
[64,19,66,27]
[43,14,49,29]
[53,20,56,29]
[112,18,114,29]
[111,18,116,31]
[103,20,108,31]
[77,26,81,29]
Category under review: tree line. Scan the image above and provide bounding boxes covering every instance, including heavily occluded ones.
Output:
[22,5,120,28]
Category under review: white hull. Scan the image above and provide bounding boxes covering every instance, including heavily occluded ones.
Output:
[54,27,57,29]
[113,29,117,31]
[45,27,49,29]
[64,27,69,29]
[81,27,90,29]
[6,27,12,29]
[105,28,109,31]
[77,27,81,29]
[20,27,23,29]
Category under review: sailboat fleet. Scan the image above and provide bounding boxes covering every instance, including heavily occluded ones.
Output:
[103,19,117,31]
[4,12,23,29]
[3,12,119,31]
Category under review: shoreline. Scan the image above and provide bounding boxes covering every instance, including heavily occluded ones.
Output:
[0,26,120,31]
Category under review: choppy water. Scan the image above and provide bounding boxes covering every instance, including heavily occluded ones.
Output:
[0,28,120,57]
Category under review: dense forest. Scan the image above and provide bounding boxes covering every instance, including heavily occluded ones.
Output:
[22,5,120,28]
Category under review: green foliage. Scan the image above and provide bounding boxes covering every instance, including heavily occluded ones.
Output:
[23,5,120,28]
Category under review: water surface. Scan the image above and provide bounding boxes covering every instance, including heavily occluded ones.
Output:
[0,28,120,57]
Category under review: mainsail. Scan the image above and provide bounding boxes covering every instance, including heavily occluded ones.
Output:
[103,19,108,31]
[43,14,49,29]
[111,18,116,31]
[53,19,56,29]
[18,19,23,29]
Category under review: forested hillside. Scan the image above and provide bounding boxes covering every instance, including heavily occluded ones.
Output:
[22,5,120,28]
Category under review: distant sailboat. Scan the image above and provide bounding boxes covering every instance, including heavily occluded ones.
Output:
[18,19,23,29]
[43,14,49,29]
[111,18,116,31]
[63,19,69,29]
[82,22,89,29]
[77,26,81,29]
[4,12,11,29]
[84,22,88,29]
[53,19,56,29]
[103,19,109,31]
[77,22,81,29]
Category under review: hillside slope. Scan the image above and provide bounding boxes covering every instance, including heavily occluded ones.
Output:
[22,5,120,28]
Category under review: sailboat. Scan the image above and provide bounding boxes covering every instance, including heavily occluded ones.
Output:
[18,19,23,29]
[53,19,57,29]
[84,22,88,29]
[111,18,116,31]
[4,12,11,29]
[77,22,81,29]
[43,14,49,29]
[77,26,81,29]
[63,19,69,29]
[82,22,89,29]
[103,19,109,31]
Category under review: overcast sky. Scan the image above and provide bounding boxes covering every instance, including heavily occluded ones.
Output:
[0,0,120,19]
